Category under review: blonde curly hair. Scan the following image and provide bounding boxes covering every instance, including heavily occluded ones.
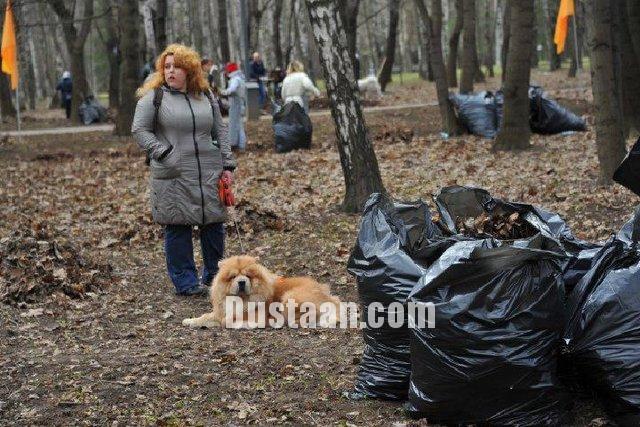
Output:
[286,60,304,75]
[136,43,210,98]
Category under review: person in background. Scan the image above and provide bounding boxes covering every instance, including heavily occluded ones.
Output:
[249,52,266,111]
[200,57,217,89]
[56,71,73,119]
[281,60,320,114]
[131,43,236,297]
[141,59,154,83]
[222,62,247,151]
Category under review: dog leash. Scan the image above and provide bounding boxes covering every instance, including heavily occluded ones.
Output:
[228,206,245,254]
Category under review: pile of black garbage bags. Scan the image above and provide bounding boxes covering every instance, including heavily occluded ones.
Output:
[348,186,640,426]
[450,86,587,138]
[272,101,313,153]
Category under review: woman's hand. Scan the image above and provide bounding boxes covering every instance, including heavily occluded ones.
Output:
[221,170,233,185]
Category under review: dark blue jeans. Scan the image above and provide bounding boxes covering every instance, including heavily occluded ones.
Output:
[164,223,224,292]
[258,80,266,108]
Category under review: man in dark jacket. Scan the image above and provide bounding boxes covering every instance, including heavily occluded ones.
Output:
[56,71,73,119]
[250,52,266,110]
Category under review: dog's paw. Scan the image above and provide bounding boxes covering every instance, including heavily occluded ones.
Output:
[182,318,198,327]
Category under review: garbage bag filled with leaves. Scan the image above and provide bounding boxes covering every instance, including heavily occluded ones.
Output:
[272,101,312,153]
[613,137,640,198]
[347,193,455,400]
[435,185,600,291]
[79,96,108,125]
[564,208,640,427]
[407,234,569,425]
[528,86,587,134]
[450,91,499,138]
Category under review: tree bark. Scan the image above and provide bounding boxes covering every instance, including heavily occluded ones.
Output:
[153,0,167,53]
[447,0,463,87]
[542,0,561,71]
[305,0,386,213]
[484,0,495,77]
[104,1,120,109]
[217,0,230,62]
[589,0,626,184]
[377,0,400,92]
[189,0,204,54]
[493,0,534,151]
[338,0,360,76]
[272,0,284,68]
[415,0,463,136]
[115,0,140,136]
[620,0,640,132]
[500,0,510,81]
[46,0,94,124]
[460,0,476,93]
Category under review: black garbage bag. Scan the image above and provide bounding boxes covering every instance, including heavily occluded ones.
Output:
[528,86,587,134]
[78,96,107,125]
[435,185,601,292]
[450,91,499,138]
[407,235,569,425]
[347,193,457,400]
[564,208,640,427]
[272,101,312,153]
[613,137,640,197]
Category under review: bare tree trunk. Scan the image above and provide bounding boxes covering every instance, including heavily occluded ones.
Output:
[620,0,640,132]
[306,0,386,213]
[542,0,561,71]
[484,0,495,77]
[141,0,156,59]
[188,0,204,54]
[13,3,36,110]
[447,0,463,87]
[104,1,120,109]
[493,0,534,151]
[273,0,284,68]
[378,0,400,92]
[153,0,167,53]
[338,0,360,75]
[362,0,379,73]
[500,0,510,81]
[218,0,230,62]
[46,0,94,124]
[460,0,476,93]
[115,0,140,136]
[415,0,463,135]
[589,0,626,183]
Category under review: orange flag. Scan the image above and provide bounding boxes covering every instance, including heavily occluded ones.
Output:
[1,0,18,90]
[554,0,575,54]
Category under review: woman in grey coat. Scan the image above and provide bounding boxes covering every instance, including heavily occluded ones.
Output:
[132,43,237,296]
[222,62,247,150]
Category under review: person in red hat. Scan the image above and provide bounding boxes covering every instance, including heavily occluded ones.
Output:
[222,62,247,150]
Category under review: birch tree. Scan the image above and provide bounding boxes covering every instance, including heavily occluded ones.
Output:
[305,0,386,213]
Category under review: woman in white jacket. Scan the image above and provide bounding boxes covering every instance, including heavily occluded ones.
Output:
[281,60,320,113]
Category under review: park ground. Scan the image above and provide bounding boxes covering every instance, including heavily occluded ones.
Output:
[0,69,635,425]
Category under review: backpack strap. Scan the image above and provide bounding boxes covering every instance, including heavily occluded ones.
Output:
[145,87,164,166]
[152,87,163,133]
[203,90,220,148]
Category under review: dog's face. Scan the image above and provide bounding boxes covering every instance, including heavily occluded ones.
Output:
[214,256,275,301]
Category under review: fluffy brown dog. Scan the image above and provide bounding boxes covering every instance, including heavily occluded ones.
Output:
[182,256,341,328]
